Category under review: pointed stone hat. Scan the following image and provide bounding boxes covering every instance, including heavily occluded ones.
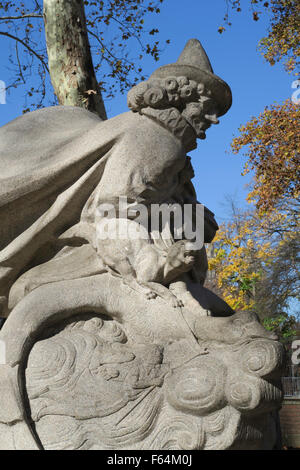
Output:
[150,39,232,116]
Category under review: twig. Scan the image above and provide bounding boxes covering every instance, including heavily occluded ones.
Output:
[15,41,25,84]
[0,14,43,21]
[87,28,135,68]
[0,31,49,72]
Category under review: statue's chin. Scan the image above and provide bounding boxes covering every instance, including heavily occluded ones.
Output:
[196,129,207,139]
[193,120,212,139]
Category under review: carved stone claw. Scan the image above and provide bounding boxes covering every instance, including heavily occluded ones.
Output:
[146,290,158,300]
[170,297,184,308]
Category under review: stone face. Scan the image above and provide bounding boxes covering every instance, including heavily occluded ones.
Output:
[0,39,283,450]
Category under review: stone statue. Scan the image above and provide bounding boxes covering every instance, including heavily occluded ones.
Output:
[0,39,283,450]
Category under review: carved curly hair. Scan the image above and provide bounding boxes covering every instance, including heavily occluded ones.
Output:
[127,76,211,113]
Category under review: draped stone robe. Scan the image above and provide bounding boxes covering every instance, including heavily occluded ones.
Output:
[0,105,216,316]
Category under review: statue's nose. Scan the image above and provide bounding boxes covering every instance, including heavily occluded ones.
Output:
[205,113,219,125]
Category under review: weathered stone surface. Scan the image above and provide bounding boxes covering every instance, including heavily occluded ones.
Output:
[0,39,283,450]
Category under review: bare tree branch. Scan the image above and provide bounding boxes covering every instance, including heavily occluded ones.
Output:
[0,14,43,21]
[0,31,49,72]
[15,41,25,84]
[87,28,140,71]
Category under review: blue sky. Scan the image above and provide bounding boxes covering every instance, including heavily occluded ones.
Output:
[0,0,294,222]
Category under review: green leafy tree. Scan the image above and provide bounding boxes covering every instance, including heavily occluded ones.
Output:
[263,313,297,342]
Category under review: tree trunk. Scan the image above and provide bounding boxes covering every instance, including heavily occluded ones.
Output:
[43,0,107,120]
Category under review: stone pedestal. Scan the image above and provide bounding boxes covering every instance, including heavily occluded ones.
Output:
[0,275,283,450]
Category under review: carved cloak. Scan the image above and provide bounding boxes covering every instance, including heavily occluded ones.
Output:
[0,105,217,315]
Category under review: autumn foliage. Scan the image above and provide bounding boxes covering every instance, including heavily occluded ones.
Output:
[231,99,300,214]
[208,97,299,336]
[210,2,300,334]
[208,200,299,319]
[258,0,300,72]
[209,98,299,329]
[220,0,300,73]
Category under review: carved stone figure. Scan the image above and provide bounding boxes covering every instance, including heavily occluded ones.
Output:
[0,39,283,450]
